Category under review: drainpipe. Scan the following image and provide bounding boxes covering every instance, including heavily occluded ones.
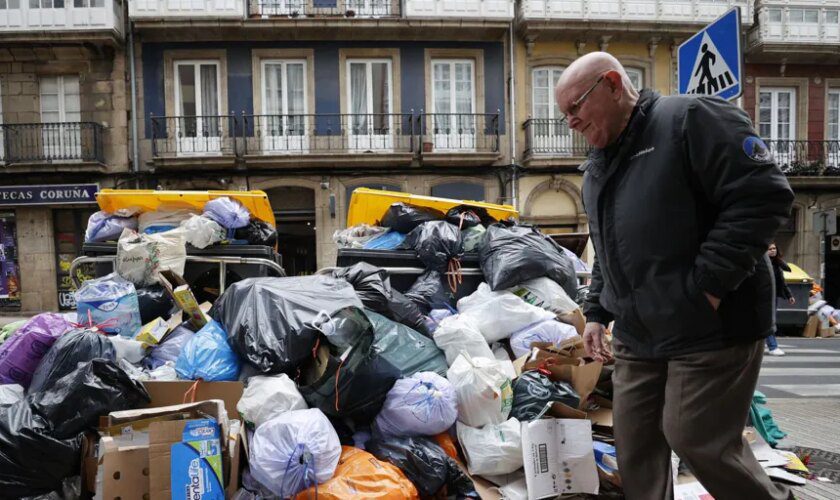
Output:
[128,18,140,183]
[508,20,518,209]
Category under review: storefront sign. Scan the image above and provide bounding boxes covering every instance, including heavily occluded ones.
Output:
[0,184,98,206]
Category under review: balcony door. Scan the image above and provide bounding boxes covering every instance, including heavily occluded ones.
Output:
[257,0,306,16]
[347,59,393,152]
[346,0,390,17]
[431,59,475,151]
[262,60,307,154]
[829,90,840,167]
[758,87,796,165]
[531,66,571,154]
[27,0,67,29]
[175,61,221,155]
[40,75,81,160]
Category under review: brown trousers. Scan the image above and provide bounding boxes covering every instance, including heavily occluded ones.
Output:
[612,339,792,500]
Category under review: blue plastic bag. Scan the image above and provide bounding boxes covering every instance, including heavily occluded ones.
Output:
[75,273,142,337]
[363,230,406,250]
[85,211,138,243]
[374,371,458,437]
[175,320,240,381]
[203,197,251,229]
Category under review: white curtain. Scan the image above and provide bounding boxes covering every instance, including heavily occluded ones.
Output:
[286,63,305,135]
[200,64,219,136]
[455,62,473,131]
[350,62,368,134]
[264,63,283,135]
[433,62,450,131]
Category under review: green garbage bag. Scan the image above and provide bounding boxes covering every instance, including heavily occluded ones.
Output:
[0,321,26,345]
[749,391,787,447]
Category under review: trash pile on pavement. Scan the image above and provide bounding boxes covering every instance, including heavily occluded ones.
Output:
[0,197,806,499]
[806,286,839,338]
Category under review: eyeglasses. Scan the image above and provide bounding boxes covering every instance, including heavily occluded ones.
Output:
[567,74,605,117]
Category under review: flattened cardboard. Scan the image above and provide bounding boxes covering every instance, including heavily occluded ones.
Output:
[100,437,150,500]
[141,380,243,418]
[802,315,818,338]
[149,420,188,500]
[558,308,586,336]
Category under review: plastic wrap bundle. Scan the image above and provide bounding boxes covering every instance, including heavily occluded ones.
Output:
[234,219,278,247]
[380,203,445,233]
[405,270,454,314]
[457,283,555,343]
[203,197,251,229]
[180,214,226,249]
[85,211,138,243]
[211,275,362,374]
[510,370,580,421]
[75,273,142,337]
[116,229,187,286]
[249,408,341,498]
[432,314,494,366]
[295,446,419,500]
[174,319,240,381]
[0,313,73,388]
[479,223,578,299]
[509,277,579,316]
[400,221,464,272]
[144,321,193,369]
[457,418,523,476]
[138,209,196,234]
[509,320,580,358]
[446,354,513,428]
[28,328,116,394]
[333,224,389,249]
[374,372,458,437]
[331,262,428,336]
[237,374,307,428]
[366,436,477,498]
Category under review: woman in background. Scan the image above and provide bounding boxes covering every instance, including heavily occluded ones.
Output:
[767,243,795,356]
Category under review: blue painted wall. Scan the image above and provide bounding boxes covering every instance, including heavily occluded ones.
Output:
[141,41,506,138]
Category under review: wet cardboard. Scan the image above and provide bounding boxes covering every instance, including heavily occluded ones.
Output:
[141,380,244,418]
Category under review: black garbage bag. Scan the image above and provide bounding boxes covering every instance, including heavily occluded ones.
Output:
[380,203,445,234]
[29,359,151,439]
[445,204,497,228]
[0,402,82,498]
[510,370,580,422]
[331,262,429,336]
[28,328,116,394]
[405,270,454,314]
[298,308,447,423]
[400,221,464,272]
[366,436,478,498]
[211,275,362,374]
[136,284,176,324]
[479,223,578,298]
[234,219,278,247]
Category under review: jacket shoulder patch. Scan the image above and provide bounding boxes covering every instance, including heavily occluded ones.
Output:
[742,136,773,163]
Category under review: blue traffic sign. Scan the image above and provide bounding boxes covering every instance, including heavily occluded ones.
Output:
[678,7,743,101]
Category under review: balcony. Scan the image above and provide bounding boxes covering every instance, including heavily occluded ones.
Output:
[150,115,239,169]
[518,0,753,38]
[248,0,400,18]
[1,122,105,170]
[418,112,501,166]
[747,2,840,61]
[768,140,840,172]
[0,0,124,43]
[129,0,245,19]
[523,118,590,166]
[405,0,513,19]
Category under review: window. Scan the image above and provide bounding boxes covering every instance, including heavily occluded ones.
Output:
[625,68,643,90]
[431,182,484,202]
[347,59,393,150]
[40,75,81,159]
[174,61,221,154]
[531,67,572,153]
[0,0,21,9]
[261,60,307,152]
[29,0,63,7]
[431,59,476,150]
[829,90,839,141]
[768,9,781,23]
[758,88,796,141]
[827,11,839,24]
[74,0,104,7]
[789,9,818,23]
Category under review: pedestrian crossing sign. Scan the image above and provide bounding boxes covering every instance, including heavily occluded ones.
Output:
[678,7,743,101]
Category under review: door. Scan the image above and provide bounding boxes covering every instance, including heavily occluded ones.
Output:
[257,0,305,16]
[40,75,81,160]
[431,59,475,151]
[175,61,221,155]
[346,0,390,17]
[262,60,308,154]
[347,59,393,152]
[531,67,571,154]
[758,88,796,166]
[53,209,95,310]
[829,90,840,167]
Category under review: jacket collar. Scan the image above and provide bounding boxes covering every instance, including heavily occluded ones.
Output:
[580,89,660,178]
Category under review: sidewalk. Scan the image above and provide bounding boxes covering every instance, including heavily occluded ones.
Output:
[0,315,31,327]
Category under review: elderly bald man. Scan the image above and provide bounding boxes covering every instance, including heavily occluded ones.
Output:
[555,52,794,499]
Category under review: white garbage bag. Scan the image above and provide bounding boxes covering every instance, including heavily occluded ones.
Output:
[508,277,579,315]
[447,354,513,428]
[180,214,226,249]
[138,209,196,234]
[457,418,523,476]
[109,335,148,364]
[237,374,308,428]
[509,320,580,358]
[374,371,458,437]
[458,283,555,343]
[491,343,517,380]
[250,408,341,498]
[433,314,494,365]
[0,384,24,406]
[116,228,187,286]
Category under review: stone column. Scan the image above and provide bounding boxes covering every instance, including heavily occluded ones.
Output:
[15,207,58,312]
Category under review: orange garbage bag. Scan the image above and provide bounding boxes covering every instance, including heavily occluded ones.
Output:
[433,432,459,460]
[295,446,419,500]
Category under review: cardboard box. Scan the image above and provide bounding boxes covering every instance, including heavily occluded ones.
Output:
[159,270,208,330]
[142,380,244,418]
[802,315,819,338]
[514,348,603,410]
[558,307,586,336]
[135,317,170,346]
[820,326,836,338]
[521,418,599,498]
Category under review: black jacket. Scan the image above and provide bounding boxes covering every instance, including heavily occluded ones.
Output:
[582,90,794,358]
[771,258,793,300]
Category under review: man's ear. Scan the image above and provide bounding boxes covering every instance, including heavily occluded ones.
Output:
[604,70,624,100]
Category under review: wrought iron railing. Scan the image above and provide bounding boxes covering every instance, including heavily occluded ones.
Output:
[418,112,500,154]
[150,115,238,157]
[248,0,399,18]
[766,140,840,175]
[523,118,590,158]
[240,113,415,155]
[1,122,104,164]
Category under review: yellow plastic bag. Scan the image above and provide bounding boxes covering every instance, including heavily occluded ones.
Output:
[295,446,419,500]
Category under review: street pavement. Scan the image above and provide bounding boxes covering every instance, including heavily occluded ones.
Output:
[760,337,840,500]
